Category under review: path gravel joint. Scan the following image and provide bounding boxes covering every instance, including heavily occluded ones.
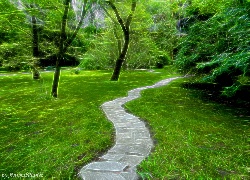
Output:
[79,77,180,180]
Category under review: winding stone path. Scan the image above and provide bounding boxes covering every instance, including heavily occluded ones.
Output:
[79,77,181,180]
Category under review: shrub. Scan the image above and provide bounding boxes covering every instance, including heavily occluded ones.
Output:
[0,42,32,71]
[175,3,250,96]
[79,30,161,70]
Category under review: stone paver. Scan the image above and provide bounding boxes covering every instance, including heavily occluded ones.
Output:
[78,77,181,180]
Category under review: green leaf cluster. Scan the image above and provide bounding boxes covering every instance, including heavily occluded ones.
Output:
[175,2,250,96]
[79,1,165,70]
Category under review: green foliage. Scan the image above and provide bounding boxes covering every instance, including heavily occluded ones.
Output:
[79,2,162,70]
[0,42,32,71]
[0,0,93,70]
[0,0,32,69]
[175,3,250,96]
[146,0,178,60]
[126,36,160,69]
[79,31,162,70]
[79,32,115,70]
[186,0,234,15]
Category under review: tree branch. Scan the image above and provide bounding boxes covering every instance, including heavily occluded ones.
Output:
[103,5,116,24]
[103,6,122,55]
[64,0,88,52]
[59,0,71,58]
[106,1,127,33]
[125,0,136,30]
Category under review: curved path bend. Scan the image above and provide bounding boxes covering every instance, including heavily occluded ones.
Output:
[79,77,181,180]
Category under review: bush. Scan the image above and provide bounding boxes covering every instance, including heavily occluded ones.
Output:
[70,67,81,74]
[0,42,33,71]
[79,30,161,70]
[175,4,250,96]
[155,52,172,69]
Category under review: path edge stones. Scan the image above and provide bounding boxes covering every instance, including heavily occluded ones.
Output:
[78,77,181,180]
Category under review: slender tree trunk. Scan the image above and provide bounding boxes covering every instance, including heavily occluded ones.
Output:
[111,31,129,81]
[51,58,62,98]
[113,26,122,56]
[51,0,70,97]
[51,0,88,97]
[31,13,40,79]
[107,0,136,81]
[51,58,61,97]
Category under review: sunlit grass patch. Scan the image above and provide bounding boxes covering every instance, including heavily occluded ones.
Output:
[0,69,178,179]
[126,78,250,179]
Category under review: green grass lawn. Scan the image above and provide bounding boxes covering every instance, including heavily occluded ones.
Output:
[125,78,250,179]
[0,69,177,179]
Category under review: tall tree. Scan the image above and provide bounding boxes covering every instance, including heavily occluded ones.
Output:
[30,4,40,79]
[51,0,88,97]
[8,1,44,77]
[106,0,136,81]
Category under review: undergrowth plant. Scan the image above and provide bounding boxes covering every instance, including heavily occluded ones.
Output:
[175,2,250,97]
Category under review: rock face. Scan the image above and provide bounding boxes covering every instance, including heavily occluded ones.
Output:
[79,77,180,180]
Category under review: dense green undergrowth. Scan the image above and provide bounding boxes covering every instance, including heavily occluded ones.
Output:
[0,69,177,179]
[126,78,250,179]
[175,3,250,97]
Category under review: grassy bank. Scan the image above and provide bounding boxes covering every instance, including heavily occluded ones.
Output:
[0,69,177,179]
[126,78,250,179]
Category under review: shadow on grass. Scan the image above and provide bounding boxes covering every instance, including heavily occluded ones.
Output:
[181,81,250,117]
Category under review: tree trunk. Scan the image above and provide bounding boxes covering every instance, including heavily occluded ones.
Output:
[51,0,70,97]
[110,31,129,81]
[108,0,136,81]
[113,26,122,56]
[51,0,88,97]
[31,13,40,80]
[51,58,61,97]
